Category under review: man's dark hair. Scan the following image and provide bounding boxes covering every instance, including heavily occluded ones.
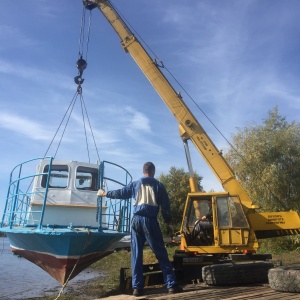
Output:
[143,162,155,175]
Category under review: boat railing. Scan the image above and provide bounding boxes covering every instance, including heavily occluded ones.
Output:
[0,158,133,234]
[97,160,132,233]
[0,157,53,229]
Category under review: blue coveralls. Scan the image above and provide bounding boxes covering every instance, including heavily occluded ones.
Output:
[106,176,177,289]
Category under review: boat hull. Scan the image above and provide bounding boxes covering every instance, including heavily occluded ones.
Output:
[5,229,126,285]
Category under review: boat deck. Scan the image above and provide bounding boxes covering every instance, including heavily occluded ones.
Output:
[97,283,298,299]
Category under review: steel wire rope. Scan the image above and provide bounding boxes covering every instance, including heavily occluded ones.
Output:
[20,93,77,224]
[75,6,101,163]
[85,9,93,62]
[78,5,86,58]
[79,93,101,163]
[78,6,93,62]
[10,89,77,223]
[53,229,92,300]
[24,92,83,210]
[43,91,78,158]
[47,6,97,161]
[110,1,285,208]
[53,93,78,159]
[79,93,90,163]
[52,9,100,299]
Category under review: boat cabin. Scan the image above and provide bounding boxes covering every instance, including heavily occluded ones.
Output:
[28,160,101,227]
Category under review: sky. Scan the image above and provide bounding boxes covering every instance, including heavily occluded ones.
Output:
[0,0,300,213]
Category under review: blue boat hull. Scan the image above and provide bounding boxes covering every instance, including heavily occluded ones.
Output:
[5,229,126,284]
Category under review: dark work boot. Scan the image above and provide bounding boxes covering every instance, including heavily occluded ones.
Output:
[168,284,183,293]
[133,288,144,296]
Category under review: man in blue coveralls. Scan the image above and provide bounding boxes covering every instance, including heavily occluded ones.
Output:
[97,162,182,296]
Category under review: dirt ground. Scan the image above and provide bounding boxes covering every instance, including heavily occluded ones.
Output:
[25,250,300,300]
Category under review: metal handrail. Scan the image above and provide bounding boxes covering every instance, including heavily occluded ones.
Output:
[1,158,132,234]
[0,157,53,229]
[97,160,132,233]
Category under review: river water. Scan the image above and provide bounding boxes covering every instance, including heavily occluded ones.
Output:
[0,237,102,300]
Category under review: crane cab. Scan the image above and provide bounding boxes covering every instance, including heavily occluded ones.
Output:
[180,192,256,254]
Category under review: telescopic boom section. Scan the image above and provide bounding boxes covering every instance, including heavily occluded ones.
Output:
[90,0,254,210]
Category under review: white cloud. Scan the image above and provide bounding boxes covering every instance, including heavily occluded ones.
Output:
[0,112,51,141]
[0,25,37,50]
[124,106,151,135]
[0,59,74,91]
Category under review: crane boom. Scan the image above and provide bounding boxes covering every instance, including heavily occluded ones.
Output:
[83,1,300,277]
[88,0,255,210]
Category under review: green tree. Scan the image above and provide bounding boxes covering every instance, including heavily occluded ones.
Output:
[224,107,300,251]
[225,106,300,212]
[157,166,203,236]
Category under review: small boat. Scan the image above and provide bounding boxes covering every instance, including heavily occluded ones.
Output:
[0,157,132,284]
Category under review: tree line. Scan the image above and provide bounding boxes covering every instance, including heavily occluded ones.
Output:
[157,107,300,251]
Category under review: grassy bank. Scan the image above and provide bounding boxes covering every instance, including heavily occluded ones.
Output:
[27,246,300,300]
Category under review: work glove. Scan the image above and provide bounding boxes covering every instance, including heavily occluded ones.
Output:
[166,224,174,239]
[97,189,106,197]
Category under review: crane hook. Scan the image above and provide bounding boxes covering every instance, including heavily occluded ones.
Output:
[74,56,87,85]
[76,56,87,77]
[74,76,85,85]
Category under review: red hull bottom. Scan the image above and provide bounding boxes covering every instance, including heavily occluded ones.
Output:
[12,247,113,285]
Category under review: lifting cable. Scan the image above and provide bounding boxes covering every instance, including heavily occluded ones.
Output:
[44,4,100,164]
[74,3,92,85]
[51,5,98,300]
[43,91,77,158]
[78,90,101,163]
[54,229,92,300]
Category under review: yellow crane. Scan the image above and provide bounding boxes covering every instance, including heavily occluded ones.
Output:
[83,0,300,286]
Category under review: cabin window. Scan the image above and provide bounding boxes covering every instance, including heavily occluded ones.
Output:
[216,197,230,227]
[75,166,98,191]
[216,196,249,228]
[41,165,69,188]
[191,199,211,223]
[185,198,211,228]
[229,197,249,228]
